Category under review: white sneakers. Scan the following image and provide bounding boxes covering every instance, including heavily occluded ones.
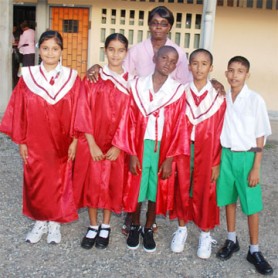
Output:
[25,220,61,244]
[171,227,188,253]
[197,233,217,259]
[171,227,217,259]
[25,221,48,243]
[47,221,61,244]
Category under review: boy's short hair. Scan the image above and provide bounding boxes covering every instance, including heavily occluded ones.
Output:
[228,56,250,71]
[189,48,213,65]
[157,45,178,58]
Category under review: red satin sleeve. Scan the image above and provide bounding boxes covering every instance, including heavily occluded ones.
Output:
[0,78,28,144]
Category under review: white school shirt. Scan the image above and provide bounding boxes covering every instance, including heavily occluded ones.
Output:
[220,84,271,151]
[130,75,184,141]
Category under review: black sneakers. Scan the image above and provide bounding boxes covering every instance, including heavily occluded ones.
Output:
[127,225,141,250]
[142,227,156,253]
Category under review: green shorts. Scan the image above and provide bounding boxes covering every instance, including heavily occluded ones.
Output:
[217,148,263,215]
[138,140,161,203]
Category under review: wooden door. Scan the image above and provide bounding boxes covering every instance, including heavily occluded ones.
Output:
[51,7,89,77]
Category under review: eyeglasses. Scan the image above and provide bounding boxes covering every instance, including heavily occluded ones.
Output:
[149,21,169,28]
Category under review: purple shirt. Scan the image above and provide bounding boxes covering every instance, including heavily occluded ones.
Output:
[123,37,192,84]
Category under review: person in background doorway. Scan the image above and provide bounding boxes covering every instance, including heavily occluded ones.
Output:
[18,21,35,67]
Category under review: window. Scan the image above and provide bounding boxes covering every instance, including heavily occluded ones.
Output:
[195,14,202,29]
[100,47,105,62]
[175,33,181,45]
[63,20,78,33]
[186,14,192,29]
[247,0,253,8]
[184,33,190,48]
[227,0,233,6]
[137,30,143,43]
[194,34,200,48]
[100,28,106,43]
[128,30,134,44]
[256,0,263,8]
[120,10,126,25]
[111,9,116,24]
[217,0,224,6]
[129,10,135,25]
[176,13,182,28]
[266,0,272,9]
[139,11,144,26]
[101,9,107,24]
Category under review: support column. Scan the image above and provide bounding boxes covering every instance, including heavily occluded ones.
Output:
[0,0,13,114]
[200,0,217,51]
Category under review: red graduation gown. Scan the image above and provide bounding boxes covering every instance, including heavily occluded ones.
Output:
[73,68,130,213]
[0,66,80,223]
[113,76,189,214]
[171,84,226,230]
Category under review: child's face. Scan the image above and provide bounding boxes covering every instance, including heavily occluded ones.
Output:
[39,38,62,69]
[105,40,127,69]
[154,50,178,76]
[189,52,213,82]
[225,62,249,89]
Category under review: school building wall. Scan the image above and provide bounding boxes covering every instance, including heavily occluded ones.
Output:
[5,0,278,114]
[213,6,278,113]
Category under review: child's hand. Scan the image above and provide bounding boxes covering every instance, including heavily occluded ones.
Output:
[106,146,121,161]
[68,138,78,161]
[86,65,101,83]
[19,144,28,164]
[211,165,220,182]
[129,155,141,175]
[211,79,226,96]
[158,157,173,180]
[89,144,104,161]
[248,167,260,187]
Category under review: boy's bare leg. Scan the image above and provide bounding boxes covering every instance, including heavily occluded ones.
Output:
[248,213,259,245]
[145,201,156,229]
[226,203,237,232]
[132,202,142,226]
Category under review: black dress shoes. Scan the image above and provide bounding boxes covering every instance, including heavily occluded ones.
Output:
[216,238,240,260]
[81,227,99,250]
[95,226,111,249]
[247,250,273,275]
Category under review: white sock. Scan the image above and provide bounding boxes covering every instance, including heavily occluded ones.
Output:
[250,244,259,254]
[99,224,110,238]
[178,226,187,232]
[86,225,98,239]
[200,231,210,238]
[227,232,236,243]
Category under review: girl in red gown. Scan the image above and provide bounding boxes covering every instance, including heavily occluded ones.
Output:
[0,30,81,244]
[73,33,131,249]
